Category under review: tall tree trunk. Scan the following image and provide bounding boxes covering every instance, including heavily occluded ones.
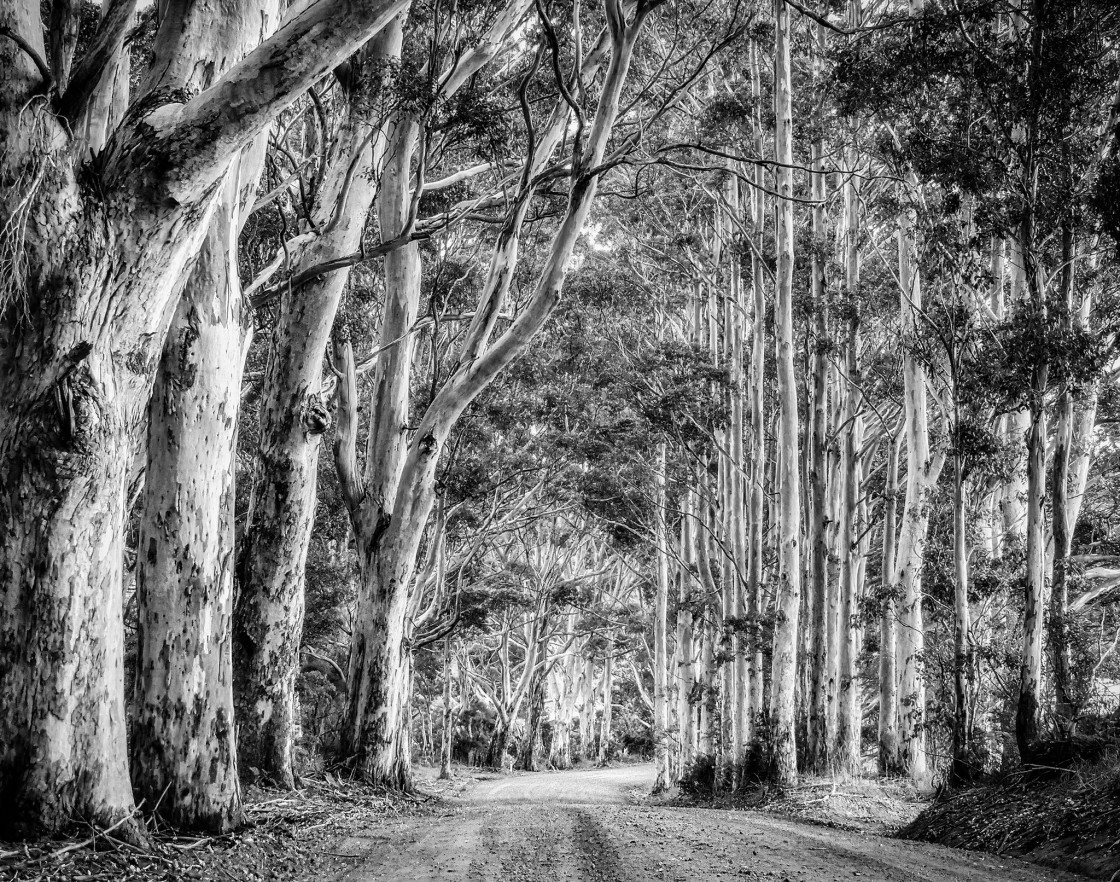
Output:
[439,637,454,779]
[745,38,768,765]
[133,171,248,832]
[0,0,410,836]
[1016,228,1049,763]
[805,18,834,777]
[895,185,939,789]
[725,170,749,785]
[1049,230,1079,736]
[521,616,550,772]
[950,455,976,783]
[836,185,864,776]
[878,433,902,776]
[653,442,673,791]
[133,0,281,823]
[677,491,697,773]
[768,0,802,787]
[337,5,650,786]
[235,22,406,788]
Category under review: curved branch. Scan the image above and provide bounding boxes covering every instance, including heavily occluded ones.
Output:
[0,26,52,91]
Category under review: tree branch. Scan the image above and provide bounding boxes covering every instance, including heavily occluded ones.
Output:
[57,0,137,123]
[154,0,410,203]
[0,26,53,91]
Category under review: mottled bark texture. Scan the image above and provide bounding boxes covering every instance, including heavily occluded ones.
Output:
[0,0,410,835]
[132,0,279,831]
[235,19,407,790]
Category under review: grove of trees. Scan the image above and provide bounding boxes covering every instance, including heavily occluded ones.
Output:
[3,0,1120,848]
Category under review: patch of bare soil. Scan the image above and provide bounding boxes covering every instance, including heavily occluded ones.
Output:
[0,775,439,882]
[900,768,1120,881]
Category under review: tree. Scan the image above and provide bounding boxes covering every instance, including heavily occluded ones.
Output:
[0,0,410,836]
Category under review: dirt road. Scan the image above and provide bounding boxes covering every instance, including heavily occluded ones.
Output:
[334,764,1087,882]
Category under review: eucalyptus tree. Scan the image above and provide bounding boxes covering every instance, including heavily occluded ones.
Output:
[834,0,1120,765]
[768,0,802,787]
[235,0,532,786]
[0,0,412,836]
[131,0,281,832]
[326,0,714,789]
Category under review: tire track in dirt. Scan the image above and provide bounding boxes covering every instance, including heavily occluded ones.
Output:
[338,765,1092,882]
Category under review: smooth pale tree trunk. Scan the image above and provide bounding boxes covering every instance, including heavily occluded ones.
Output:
[694,479,719,762]
[805,24,834,776]
[878,433,902,775]
[580,656,596,757]
[133,173,247,832]
[894,186,940,789]
[677,492,697,773]
[723,171,749,783]
[769,0,802,787]
[745,39,767,763]
[336,110,423,790]
[235,21,406,788]
[836,177,864,778]
[1049,239,1083,734]
[133,0,280,827]
[1016,228,1049,762]
[337,4,650,787]
[1000,239,1029,554]
[653,443,673,791]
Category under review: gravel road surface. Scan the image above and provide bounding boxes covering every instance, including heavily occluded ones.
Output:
[334,764,1088,881]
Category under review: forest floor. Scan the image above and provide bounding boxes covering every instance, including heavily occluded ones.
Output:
[900,763,1120,880]
[4,765,1113,881]
[0,776,441,882]
[335,763,1090,882]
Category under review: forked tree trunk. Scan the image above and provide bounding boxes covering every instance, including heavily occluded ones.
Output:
[235,21,406,788]
[337,2,650,787]
[768,0,802,787]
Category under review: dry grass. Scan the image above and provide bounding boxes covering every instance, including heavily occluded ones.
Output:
[0,774,441,882]
[901,751,1120,880]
